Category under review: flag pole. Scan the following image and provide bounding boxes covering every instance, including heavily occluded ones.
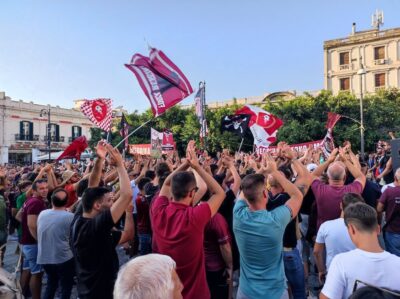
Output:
[238,138,244,152]
[203,81,208,150]
[114,119,153,149]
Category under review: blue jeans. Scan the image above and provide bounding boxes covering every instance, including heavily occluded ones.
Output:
[22,244,43,274]
[42,258,75,299]
[384,231,400,257]
[138,234,152,255]
[283,248,306,299]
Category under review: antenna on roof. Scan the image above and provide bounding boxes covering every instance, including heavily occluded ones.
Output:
[372,10,384,30]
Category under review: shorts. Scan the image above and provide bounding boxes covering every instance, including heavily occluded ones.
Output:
[22,244,43,274]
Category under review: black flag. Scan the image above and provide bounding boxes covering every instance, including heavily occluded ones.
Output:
[221,114,251,137]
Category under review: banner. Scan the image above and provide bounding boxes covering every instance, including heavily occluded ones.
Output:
[151,128,163,158]
[125,48,193,117]
[256,140,323,155]
[162,130,175,151]
[129,144,151,156]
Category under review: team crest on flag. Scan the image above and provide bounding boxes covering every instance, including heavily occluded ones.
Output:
[80,99,113,132]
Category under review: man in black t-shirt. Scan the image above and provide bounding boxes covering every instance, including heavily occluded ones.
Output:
[71,142,134,299]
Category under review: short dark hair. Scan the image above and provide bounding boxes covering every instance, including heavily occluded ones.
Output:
[155,163,170,178]
[81,187,111,212]
[159,171,171,188]
[77,179,89,198]
[137,177,152,192]
[349,286,400,299]
[241,174,265,203]
[32,179,47,191]
[144,170,156,180]
[344,202,378,233]
[51,188,69,207]
[342,193,365,210]
[278,166,293,180]
[171,171,196,201]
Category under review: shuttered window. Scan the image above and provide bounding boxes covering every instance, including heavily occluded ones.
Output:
[340,78,350,90]
[375,73,385,88]
[374,46,385,60]
[339,52,349,65]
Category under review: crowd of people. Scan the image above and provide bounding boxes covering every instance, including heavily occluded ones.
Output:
[0,135,399,299]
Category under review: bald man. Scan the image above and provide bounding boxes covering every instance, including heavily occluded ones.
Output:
[311,148,366,230]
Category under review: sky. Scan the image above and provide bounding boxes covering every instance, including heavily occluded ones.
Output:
[1,0,400,112]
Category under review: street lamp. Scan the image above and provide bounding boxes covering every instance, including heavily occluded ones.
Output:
[40,106,51,161]
[357,62,366,160]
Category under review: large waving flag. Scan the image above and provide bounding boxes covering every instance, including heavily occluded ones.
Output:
[80,99,113,132]
[57,136,88,161]
[125,48,193,117]
[321,112,342,157]
[236,105,283,147]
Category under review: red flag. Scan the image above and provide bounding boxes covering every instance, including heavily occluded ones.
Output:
[326,112,342,129]
[80,99,113,131]
[125,48,193,117]
[57,136,88,161]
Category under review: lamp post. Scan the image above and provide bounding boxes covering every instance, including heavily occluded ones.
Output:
[357,62,366,160]
[40,106,51,161]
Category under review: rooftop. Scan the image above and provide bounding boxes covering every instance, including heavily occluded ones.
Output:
[324,27,400,49]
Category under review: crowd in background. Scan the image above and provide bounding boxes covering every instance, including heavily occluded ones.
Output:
[0,134,399,299]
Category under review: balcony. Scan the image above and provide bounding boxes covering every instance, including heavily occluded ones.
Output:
[339,64,351,71]
[374,59,386,65]
[42,136,64,142]
[15,134,39,141]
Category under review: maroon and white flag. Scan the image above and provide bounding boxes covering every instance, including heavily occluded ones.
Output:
[162,130,175,151]
[80,99,113,132]
[321,112,342,157]
[125,48,193,117]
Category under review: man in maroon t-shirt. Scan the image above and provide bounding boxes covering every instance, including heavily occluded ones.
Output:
[311,147,365,229]
[204,212,232,299]
[377,168,400,257]
[150,141,225,299]
[20,179,48,299]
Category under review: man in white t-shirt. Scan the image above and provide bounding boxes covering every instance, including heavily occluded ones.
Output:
[313,193,363,283]
[321,203,400,299]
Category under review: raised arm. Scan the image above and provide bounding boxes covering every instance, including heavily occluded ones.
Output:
[106,144,133,223]
[262,154,303,218]
[312,148,338,179]
[339,147,366,189]
[283,146,312,194]
[225,156,241,195]
[88,140,106,188]
[187,142,225,217]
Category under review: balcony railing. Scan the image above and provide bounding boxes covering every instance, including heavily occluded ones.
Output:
[42,136,64,142]
[15,134,39,141]
[339,64,351,71]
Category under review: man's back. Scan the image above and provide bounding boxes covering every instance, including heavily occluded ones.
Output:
[322,249,400,299]
[71,210,121,299]
[379,186,400,233]
[316,218,355,269]
[150,195,211,299]
[311,180,363,229]
[37,209,74,265]
[233,199,291,299]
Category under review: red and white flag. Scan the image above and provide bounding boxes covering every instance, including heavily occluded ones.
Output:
[80,99,113,132]
[125,48,193,117]
[321,112,342,157]
[236,105,283,147]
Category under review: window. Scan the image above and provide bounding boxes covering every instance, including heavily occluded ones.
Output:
[339,52,350,65]
[47,123,60,142]
[374,46,385,60]
[19,121,33,140]
[71,126,82,140]
[340,78,350,91]
[375,73,385,88]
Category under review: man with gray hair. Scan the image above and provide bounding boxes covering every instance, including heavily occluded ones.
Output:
[114,254,183,299]
[320,203,400,299]
[377,167,400,257]
[311,147,366,229]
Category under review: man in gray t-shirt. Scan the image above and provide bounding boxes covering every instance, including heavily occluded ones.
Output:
[37,188,75,299]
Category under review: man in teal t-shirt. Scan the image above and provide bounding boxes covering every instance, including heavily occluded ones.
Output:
[233,156,303,299]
